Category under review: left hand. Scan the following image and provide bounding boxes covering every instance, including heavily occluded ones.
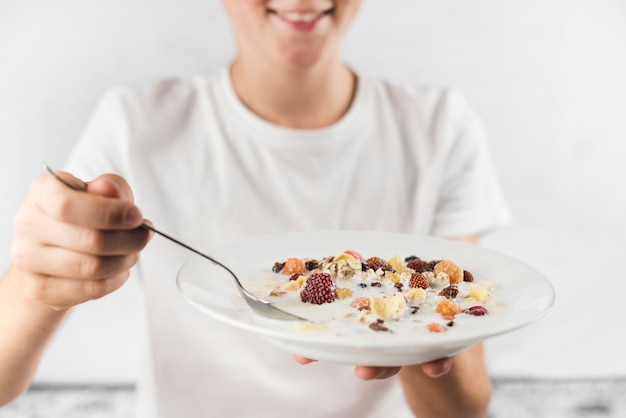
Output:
[293,355,454,380]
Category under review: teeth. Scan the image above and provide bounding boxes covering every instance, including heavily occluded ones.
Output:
[278,11,323,23]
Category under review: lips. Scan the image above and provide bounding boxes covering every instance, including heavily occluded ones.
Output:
[267,5,334,25]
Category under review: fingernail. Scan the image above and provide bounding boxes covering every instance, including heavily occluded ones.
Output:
[125,206,142,226]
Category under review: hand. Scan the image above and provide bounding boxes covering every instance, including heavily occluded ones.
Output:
[293,355,453,380]
[10,171,152,311]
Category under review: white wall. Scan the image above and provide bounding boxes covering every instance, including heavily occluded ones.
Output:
[1,0,624,383]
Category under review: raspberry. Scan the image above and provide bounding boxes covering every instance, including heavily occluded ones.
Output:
[300,272,336,305]
[283,257,306,275]
[407,258,430,272]
[408,272,429,289]
[434,259,463,284]
[463,270,474,282]
[439,285,459,299]
[436,299,462,319]
[463,306,488,316]
[365,257,394,273]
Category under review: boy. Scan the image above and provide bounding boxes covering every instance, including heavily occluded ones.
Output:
[1,1,509,416]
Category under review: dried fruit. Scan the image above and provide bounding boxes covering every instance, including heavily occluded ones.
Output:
[351,296,370,311]
[426,260,440,271]
[439,285,459,299]
[289,273,302,281]
[408,272,429,289]
[272,261,285,273]
[343,250,364,261]
[436,299,462,319]
[407,258,430,273]
[283,257,306,275]
[427,323,447,333]
[304,259,319,270]
[463,270,474,282]
[434,259,463,284]
[300,272,336,305]
[463,306,488,316]
[369,320,390,332]
[365,257,394,273]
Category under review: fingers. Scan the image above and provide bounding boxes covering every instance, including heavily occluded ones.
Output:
[293,355,316,365]
[31,172,143,230]
[12,240,140,280]
[20,270,131,311]
[354,366,402,380]
[294,355,451,381]
[421,357,454,378]
[10,171,150,310]
[353,358,452,381]
[14,214,151,256]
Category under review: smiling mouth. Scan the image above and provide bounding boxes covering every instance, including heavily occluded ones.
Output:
[268,8,334,24]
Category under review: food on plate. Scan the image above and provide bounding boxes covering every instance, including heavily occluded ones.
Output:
[266,251,499,333]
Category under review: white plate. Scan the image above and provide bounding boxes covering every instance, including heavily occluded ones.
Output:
[176,230,555,366]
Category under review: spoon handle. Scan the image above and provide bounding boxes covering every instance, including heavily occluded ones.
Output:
[42,163,241,285]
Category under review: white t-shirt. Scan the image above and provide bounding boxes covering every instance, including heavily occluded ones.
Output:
[66,66,511,418]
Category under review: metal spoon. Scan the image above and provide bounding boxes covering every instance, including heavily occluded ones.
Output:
[44,164,309,322]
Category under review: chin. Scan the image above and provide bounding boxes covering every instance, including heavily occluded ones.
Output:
[275,44,336,71]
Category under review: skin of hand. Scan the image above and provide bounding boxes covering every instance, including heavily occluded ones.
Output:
[10,171,151,310]
[0,171,151,405]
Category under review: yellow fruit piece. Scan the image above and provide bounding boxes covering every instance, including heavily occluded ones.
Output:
[298,322,325,332]
[383,270,402,283]
[404,288,426,303]
[369,293,406,320]
[466,284,490,303]
[335,287,353,299]
[387,255,404,272]
[333,253,358,263]
[280,279,304,291]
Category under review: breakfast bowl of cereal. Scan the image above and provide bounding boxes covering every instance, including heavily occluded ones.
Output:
[176,230,555,366]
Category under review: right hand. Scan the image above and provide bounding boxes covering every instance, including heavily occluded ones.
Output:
[10,171,152,311]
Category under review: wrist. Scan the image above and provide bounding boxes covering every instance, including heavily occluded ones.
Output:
[4,266,73,317]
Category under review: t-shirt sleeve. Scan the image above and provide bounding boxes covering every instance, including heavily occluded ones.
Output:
[429,90,512,238]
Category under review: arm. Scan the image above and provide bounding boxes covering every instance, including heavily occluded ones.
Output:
[355,235,492,418]
[398,343,491,418]
[0,172,150,406]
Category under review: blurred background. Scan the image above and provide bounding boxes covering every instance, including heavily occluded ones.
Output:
[1,0,625,416]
